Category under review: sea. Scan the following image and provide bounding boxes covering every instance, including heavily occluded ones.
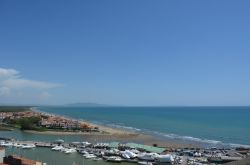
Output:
[1,106,250,165]
[37,106,250,147]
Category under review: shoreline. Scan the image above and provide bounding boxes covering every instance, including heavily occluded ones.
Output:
[28,107,195,148]
[29,107,250,149]
[23,130,194,148]
[31,107,139,136]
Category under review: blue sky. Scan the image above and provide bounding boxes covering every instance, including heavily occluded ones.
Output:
[0,0,250,106]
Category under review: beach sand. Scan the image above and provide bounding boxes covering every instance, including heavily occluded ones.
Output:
[27,109,196,148]
[24,126,194,149]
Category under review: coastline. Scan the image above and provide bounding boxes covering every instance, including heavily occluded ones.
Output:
[29,107,194,148]
[2,107,250,149]
[23,130,193,148]
[30,106,250,149]
[31,107,138,136]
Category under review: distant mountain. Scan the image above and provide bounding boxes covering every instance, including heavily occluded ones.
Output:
[64,102,110,107]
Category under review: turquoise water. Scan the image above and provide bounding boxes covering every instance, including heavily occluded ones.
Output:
[1,106,250,165]
[37,106,250,147]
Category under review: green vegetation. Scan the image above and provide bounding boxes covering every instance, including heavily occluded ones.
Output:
[4,116,46,131]
[0,106,31,112]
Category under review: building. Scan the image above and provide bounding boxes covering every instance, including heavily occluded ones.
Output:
[0,148,5,163]
[3,155,43,165]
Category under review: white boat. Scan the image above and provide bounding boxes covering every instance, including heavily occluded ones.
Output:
[94,143,108,148]
[84,154,97,159]
[64,148,77,154]
[194,152,202,157]
[21,144,36,149]
[138,162,153,165]
[155,154,174,163]
[51,145,64,151]
[13,143,23,148]
[138,153,158,161]
[81,141,91,146]
[0,141,13,147]
[106,156,122,162]
[60,147,67,152]
[122,150,137,158]
[81,150,89,155]
[92,158,102,161]
[122,153,130,159]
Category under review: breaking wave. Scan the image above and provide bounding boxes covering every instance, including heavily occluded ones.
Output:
[104,123,250,148]
[151,131,250,148]
[35,106,250,149]
[107,123,141,132]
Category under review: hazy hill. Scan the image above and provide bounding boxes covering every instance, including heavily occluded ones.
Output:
[64,102,109,107]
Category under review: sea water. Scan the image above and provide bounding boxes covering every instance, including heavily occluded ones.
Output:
[37,106,250,147]
[1,106,250,165]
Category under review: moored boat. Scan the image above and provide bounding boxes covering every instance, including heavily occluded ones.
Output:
[138,153,158,161]
[21,144,36,149]
[138,162,153,165]
[64,148,77,154]
[13,143,23,148]
[84,154,97,159]
[106,156,122,162]
[51,145,64,151]
[0,141,13,147]
[155,154,174,163]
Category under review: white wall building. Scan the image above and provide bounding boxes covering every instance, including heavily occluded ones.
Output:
[0,147,5,163]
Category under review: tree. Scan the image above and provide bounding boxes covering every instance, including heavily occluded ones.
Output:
[19,117,41,130]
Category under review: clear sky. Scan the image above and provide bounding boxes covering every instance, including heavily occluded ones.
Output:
[0,0,250,106]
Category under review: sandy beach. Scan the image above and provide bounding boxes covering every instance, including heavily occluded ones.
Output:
[24,129,193,148]
[25,108,196,148]
[24,110,195,149]
[0,108,198,149]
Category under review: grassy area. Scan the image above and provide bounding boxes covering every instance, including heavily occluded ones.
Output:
[0,106,31,112]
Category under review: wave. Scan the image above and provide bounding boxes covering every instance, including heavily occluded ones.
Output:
[107,123,141,132]
[151,131,250,148]
[229,143,250,148]
[35,107,250,149]
[150,131,221,144]
[99,123,235,147]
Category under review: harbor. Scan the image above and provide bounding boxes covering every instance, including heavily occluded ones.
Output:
[1,138,250,165]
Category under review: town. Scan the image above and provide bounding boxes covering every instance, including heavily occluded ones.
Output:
[0,110,98,132]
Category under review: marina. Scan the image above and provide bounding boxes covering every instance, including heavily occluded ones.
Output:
[1,138,250,165]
